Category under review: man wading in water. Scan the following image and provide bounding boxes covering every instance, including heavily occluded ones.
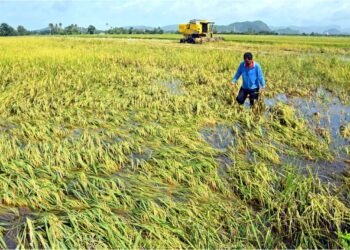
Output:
[230,52,266,107]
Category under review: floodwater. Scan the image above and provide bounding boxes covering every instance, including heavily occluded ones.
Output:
[0,123,16,132]
[159,79,185,95]
[200,124,238,179]
[216,154,234,179]
[264,89,350,181]
[201,90,349,183]
[341,56,350,62]
[201,124,238,150]
[264,89,350,150]
[0,207,36,249]
[129,147,153,167]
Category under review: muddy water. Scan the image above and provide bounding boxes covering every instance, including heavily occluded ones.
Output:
[101,135,123,146]
[160,79,185,95]
[129,147,153,167]
[264,94,288,107]
[0,123,16,132]
[265,89,350,180]
[280,154,348,183]
[200,125,238,179]
[265,89,350,149]
[201,124,238,150]
[0,207,36,249]
[72,128,83,139]
[0,123,16,140]
[202,92,349,182]
[292,97,349,150]
[341,56,350,62]
[216,154,234,178]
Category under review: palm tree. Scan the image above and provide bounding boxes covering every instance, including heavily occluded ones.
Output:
[48,23,54,35]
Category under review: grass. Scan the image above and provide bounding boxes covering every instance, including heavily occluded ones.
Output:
[0,34,349,248]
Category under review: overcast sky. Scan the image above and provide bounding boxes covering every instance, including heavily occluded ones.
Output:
[0,0,349,30]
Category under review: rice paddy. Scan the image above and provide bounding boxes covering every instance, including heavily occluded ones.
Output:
[0,35,349,248]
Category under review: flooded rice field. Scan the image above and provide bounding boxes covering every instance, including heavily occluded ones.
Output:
[1,36,349,249]
[200,88,349,184]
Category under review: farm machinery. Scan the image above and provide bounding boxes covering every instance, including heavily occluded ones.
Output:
[179,19,224,44]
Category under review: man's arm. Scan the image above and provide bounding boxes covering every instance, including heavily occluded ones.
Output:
[257,64,266,95]
[231,64,242,85]
[230,64,242,95]
[257,64,266,88]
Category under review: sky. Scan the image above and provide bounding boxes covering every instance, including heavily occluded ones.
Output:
[0,0,349,30]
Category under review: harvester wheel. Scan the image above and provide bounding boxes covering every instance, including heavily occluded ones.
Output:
[180,36,224,44]
[189,37,196,44]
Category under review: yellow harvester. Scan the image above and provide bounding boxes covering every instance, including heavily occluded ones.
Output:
[179,19,224,44]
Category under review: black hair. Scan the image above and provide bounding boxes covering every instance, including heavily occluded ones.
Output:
[244,52,253,60]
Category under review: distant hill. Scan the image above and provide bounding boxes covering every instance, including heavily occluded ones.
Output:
[323,28,342,35]
[283,25,338,34]
[270,25,350,35]
[32,27,50,33]
[216,21,270,33]
[275,27,300,35]
[343,28,350,33]
[271,25,350,35]
[122,25,155,30]
[161,24,178,32]
[161,20,271,33]
[32,22,350,36]
[110,23,350,35]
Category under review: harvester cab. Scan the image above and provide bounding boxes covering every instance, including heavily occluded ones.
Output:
[179,19,224,44]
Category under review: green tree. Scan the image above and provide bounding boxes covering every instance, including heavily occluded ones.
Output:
[58,23,63,34]
[148,27,163,34]
[64,24,80,35]
[0,23,17,36]
[17,25,28,36]
[54,24,59,34]
[87,25,96,34]
[48,23,54,35]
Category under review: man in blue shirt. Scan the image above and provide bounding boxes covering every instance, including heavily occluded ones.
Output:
[230,52,266,106]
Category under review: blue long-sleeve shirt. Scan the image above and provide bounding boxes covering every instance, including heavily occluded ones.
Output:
[232,61,266,89]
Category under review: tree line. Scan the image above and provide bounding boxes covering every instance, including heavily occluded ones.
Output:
[0,22,165,36]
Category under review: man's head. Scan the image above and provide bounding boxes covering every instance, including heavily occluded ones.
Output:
[244,52,253,65]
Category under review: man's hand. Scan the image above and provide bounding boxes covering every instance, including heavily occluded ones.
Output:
[230,82,237,96]
[261,88,266,96]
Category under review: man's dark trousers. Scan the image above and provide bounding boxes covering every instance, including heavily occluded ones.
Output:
[236,87,260,106]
